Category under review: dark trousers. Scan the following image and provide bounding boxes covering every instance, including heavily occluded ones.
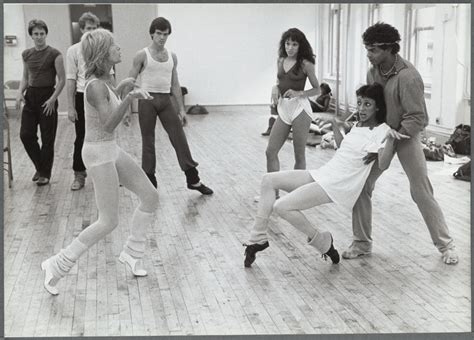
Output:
[73,92,86,172]
[20,87,58,179]
[138,93,200,184]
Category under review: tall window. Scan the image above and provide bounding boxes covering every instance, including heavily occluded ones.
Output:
[327,4,341,76]
[410,6,435,88]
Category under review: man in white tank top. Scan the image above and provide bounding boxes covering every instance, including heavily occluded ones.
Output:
[128,17,213,195]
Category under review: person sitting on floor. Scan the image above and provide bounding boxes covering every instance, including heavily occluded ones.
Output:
[310,82,332,113]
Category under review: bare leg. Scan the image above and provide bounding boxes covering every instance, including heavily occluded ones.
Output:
[291,111,312,169]
[273,180,332,238]
[265,117,291,173]
[246,170,339,266]
[249,170,315,244]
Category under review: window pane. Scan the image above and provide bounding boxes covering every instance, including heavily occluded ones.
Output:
[414,6,435,85]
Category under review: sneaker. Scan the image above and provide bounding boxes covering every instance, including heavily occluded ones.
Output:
[32,171,40,182]
[322,241,340,264]
[261,127,272,136]
[243,241,269,267]
[341,243,371,259]
[187,183,213,195]
[441,249,459,265]
[37,177,50,186]
[71,171,86,191]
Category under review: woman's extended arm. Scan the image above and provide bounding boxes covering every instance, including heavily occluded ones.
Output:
[271,58,282,104]
[377,129,410,170]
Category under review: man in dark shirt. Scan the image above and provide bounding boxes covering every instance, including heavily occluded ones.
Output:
[16,19,65,186]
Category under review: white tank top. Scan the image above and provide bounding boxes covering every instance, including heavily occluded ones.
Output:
[83,78,120,143]
[140,47,173,93]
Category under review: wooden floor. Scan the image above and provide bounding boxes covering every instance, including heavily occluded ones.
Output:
[3,106,471,336]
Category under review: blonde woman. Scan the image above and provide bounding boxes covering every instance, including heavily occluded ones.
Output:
[41,29,158,295]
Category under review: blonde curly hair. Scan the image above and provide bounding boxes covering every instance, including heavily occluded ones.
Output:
[81,28,114,79]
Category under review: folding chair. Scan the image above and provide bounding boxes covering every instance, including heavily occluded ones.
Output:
[3,80,19,188]
[3,101,13,187]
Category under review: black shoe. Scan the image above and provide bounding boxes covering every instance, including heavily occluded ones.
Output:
[32,171,40,181]
[261,128,272,136]
[322,241,340,264]
[146,173,157,188]
[243,241,269,268]
[187,183,213,195]
[37,177,50,186]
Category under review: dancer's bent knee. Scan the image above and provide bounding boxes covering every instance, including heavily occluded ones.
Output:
[138,189,159,213]
[261,173,278,190]
[265,146,280,160]
[273,199,290,217]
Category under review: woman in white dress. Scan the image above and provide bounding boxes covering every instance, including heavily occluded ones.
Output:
[244,83,409,267]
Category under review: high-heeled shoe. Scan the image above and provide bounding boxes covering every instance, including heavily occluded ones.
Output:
[41,258,60,295]
[119,251,147,277]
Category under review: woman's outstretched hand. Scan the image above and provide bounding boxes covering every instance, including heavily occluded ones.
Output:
[363,153,378,164]
[382,129,410,142]
[118,77,136,90]
[128,88,153,100]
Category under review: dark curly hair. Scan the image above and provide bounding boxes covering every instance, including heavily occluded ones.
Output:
[355,83,386,123]
[149,17,172,38]
[362,22,401,54]
[278,28,315,72]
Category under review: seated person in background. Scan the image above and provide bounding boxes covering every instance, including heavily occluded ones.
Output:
[310,82,332,112]
[261,95,279,136]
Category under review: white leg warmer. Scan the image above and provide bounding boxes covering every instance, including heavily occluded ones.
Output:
[52,238,89,277]
[123,208,154,258]
[248,216,270,245]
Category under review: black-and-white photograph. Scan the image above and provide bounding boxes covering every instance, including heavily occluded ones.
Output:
[3,2,471,337]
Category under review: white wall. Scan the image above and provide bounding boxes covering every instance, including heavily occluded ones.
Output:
[4,4,27,83]
[111,4,158,81]
[156,3,317,105]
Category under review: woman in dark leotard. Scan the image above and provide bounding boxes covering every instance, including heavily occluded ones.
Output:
[265,28,321,178]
